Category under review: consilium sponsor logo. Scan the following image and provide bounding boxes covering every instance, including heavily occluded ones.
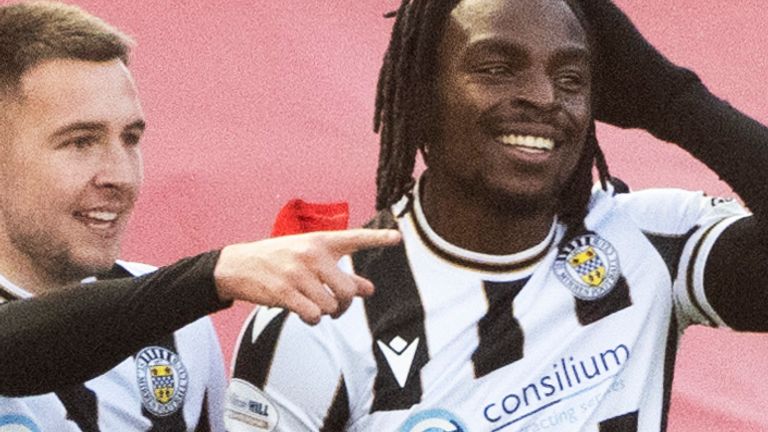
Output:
[400,409,468,432]
[483,344,630,428]
[0,415,40,432]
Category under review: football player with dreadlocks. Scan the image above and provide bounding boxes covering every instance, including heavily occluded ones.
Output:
[227,0,768,430]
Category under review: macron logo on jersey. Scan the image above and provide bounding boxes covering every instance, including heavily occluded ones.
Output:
[377,336,419,388]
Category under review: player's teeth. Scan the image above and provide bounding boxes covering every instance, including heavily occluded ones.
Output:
[517,146,543,154]
[86,211,117,222]
[499,134,554,151]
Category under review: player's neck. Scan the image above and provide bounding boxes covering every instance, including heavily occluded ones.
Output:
[0,239,78,296]
[419,175,556,255]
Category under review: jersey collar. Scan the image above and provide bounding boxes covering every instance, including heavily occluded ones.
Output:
[0,272,32,302]
[396,178,558,273]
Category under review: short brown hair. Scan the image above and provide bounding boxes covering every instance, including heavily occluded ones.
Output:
[0,1,133,96]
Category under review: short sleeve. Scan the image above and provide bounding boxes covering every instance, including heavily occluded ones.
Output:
[669,196,749,328]
[614,189,749,329]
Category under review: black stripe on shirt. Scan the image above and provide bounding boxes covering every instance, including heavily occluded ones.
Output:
[643,227,697,283]
[686,222,723,326]
[231,308,290,390]
[138,333,188,432]
[55,385,99,432]
[194,390,211,432]
[598,410,638,431]
[473,279,528,378]
[576,276,632,326]
[660,314,679,432]
[356,210,429,413]
[320,375,350,432]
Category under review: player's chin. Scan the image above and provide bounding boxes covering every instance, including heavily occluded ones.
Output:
[484,182,558,215]
[70,244,122,275]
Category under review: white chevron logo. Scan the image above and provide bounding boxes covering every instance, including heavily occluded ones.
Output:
[250,306,285,343]
[377,336,419,388]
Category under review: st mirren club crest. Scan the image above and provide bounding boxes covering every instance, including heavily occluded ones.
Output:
[553,233,620,300]
[136,346,189,417]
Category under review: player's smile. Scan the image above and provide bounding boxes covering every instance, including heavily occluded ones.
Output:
[488,118,569,164]
[497,134,554,154]
[73,202,133,237]
[428,0,592,209]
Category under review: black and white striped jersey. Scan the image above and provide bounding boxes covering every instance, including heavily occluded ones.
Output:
[0,260,226,431]
[227,185,747,432]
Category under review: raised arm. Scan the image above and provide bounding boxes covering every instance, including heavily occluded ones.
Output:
[580,0,768,330]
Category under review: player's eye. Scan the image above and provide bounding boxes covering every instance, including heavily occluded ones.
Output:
[477,64,513,77]
[556,70,588,92]
[122,131,143,147]
[63,134,99,149]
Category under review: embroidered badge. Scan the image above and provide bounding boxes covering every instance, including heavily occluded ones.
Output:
[135,346,189,416]
[553,233,620,300]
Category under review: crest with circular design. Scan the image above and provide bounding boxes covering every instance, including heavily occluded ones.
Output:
[399,408,467,432]
[0,415,40,432]
[553,233,620,300]
[135,346,189,417]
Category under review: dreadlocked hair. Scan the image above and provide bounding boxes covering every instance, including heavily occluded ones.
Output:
[373,0,613,243]
[374,0,459,211]
[556,121,612,247]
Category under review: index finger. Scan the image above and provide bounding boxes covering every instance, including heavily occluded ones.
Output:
[321,228,401,255]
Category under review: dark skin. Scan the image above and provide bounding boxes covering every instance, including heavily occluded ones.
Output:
[421,0,592,255]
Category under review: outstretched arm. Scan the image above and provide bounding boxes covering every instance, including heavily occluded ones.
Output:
[0,251,224,396]
[0,228,400,396]
[580,0,768,330]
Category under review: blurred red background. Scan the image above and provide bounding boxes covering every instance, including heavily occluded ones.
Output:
[23,0,768,429]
